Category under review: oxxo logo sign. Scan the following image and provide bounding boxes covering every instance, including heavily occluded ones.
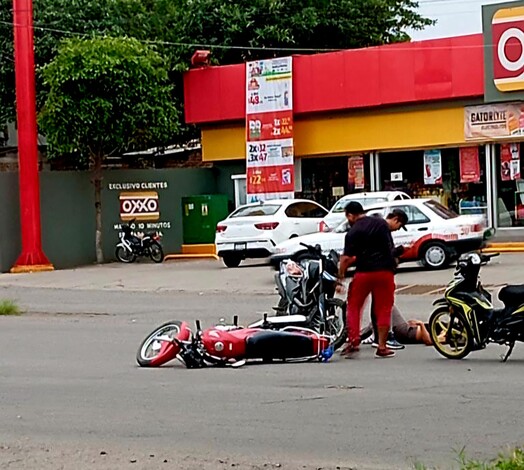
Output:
[119,191,159,221]
[492,6,524,92]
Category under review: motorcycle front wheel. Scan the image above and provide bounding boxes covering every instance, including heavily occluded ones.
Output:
[115,246,136,263]
[325,298,347,351]
[136,320,187,367]
[429,306,473,360]
[149,241,164,263]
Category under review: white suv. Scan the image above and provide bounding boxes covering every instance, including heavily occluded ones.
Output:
[319,191,410,232]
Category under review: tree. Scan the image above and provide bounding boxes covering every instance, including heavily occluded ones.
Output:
[0,0,433,139]
[0,0,155,127]
[163,0,435,66]
[39,36,179,263]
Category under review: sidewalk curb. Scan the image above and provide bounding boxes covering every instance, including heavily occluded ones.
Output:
[484,242,524,253]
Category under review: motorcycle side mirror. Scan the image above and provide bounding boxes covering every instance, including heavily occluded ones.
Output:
[195,320,202,332]
[233,315,238,326]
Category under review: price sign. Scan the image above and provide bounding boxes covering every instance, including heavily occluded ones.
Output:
[247,143,268,163]
[246,57,294,200]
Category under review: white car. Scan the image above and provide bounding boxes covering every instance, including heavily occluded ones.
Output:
[215,199,328,267]
[320,191,411,232]
[271,198,494,270]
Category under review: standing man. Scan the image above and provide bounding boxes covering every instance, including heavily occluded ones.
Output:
[337,202,407,358]
[366,209,409,349]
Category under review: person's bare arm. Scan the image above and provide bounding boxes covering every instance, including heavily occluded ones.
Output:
[338,254,355,280]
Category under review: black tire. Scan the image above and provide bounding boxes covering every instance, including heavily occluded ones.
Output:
[222,254,242,268]
[115,246,136,263]
[136,320,185,367]
[325,298,347,351]
[429,305,473,360]
[420,242,449,270]
[149,241,164,263]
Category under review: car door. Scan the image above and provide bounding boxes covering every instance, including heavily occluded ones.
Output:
[390,204,432,247]
[285,202,328,235]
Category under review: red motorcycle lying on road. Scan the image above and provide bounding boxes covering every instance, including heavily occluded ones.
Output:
[136,315,334,368]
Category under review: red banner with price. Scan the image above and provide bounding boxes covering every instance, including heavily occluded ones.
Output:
[246,57,294,201]
[247,165,294,194]
[247,110,293,141]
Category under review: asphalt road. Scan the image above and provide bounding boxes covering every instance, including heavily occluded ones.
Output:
[1,256,524,469]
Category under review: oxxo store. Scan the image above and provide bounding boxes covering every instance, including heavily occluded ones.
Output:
[183,0,524,237]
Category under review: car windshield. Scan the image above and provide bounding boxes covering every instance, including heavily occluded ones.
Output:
[424,200,458,219]
[332,197,387,213]
[230,204,281,217]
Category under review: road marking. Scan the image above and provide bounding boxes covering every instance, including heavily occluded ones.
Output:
[395,284,417,293]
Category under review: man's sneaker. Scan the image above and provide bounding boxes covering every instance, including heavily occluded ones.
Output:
[372,333,405,350]
[361,334,374,345]
[375,347,396,358]
[340,342,360,359]
[386,336,405,350]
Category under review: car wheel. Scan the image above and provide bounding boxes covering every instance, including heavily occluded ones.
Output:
[222,254,242,268]
[421,242,449,270]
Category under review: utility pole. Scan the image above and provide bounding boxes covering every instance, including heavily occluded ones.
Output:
[11,0,53,272]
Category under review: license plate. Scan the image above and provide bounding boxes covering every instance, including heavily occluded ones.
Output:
[234,243,247,251]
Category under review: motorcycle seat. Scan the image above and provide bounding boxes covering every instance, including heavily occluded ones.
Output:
[245,331,314,359]
[498,285,524,308]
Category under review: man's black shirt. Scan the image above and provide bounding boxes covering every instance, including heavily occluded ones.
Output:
[343,216,396,272]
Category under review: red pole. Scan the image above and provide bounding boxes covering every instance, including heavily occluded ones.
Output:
[11,0,53,272]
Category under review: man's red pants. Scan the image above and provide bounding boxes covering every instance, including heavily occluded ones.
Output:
[346,270,395,347]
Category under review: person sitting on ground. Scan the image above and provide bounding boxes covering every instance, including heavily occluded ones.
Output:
[361,305,433,346]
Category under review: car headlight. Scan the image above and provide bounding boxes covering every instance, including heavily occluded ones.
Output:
[275,247,288,254]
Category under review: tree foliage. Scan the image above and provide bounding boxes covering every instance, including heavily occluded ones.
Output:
[0,0,433,141]
[166,0,434,66]
[39,36,178,160]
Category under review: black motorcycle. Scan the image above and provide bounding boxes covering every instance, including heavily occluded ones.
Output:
[429,251,524,362]
[115,219,164,263]
[251,243,346,351]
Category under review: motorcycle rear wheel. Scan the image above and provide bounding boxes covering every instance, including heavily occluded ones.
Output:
[115,246,136,263]
[429,306,473,360]
[136,320,186,367]
[149,241,164,263]
[325,298,347,351]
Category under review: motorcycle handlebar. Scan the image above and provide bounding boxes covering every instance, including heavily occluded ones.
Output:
[481,252,500,262]
[299,242,322,254]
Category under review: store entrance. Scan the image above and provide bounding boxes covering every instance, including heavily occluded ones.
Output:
[379,147,487,219]
[298,155,371,209]
[494,143,524,227]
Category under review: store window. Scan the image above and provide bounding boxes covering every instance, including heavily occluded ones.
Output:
[298,155,371,209]
[494,143,524,228]
[378,147,487,220]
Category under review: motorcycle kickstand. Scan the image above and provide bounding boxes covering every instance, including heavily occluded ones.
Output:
[501,342,515,363]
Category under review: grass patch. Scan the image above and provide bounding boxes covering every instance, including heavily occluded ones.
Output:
[416,447,524,469]
[0,299,21,316]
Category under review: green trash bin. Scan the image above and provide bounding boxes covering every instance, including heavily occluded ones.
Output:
[182,195,229,244]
